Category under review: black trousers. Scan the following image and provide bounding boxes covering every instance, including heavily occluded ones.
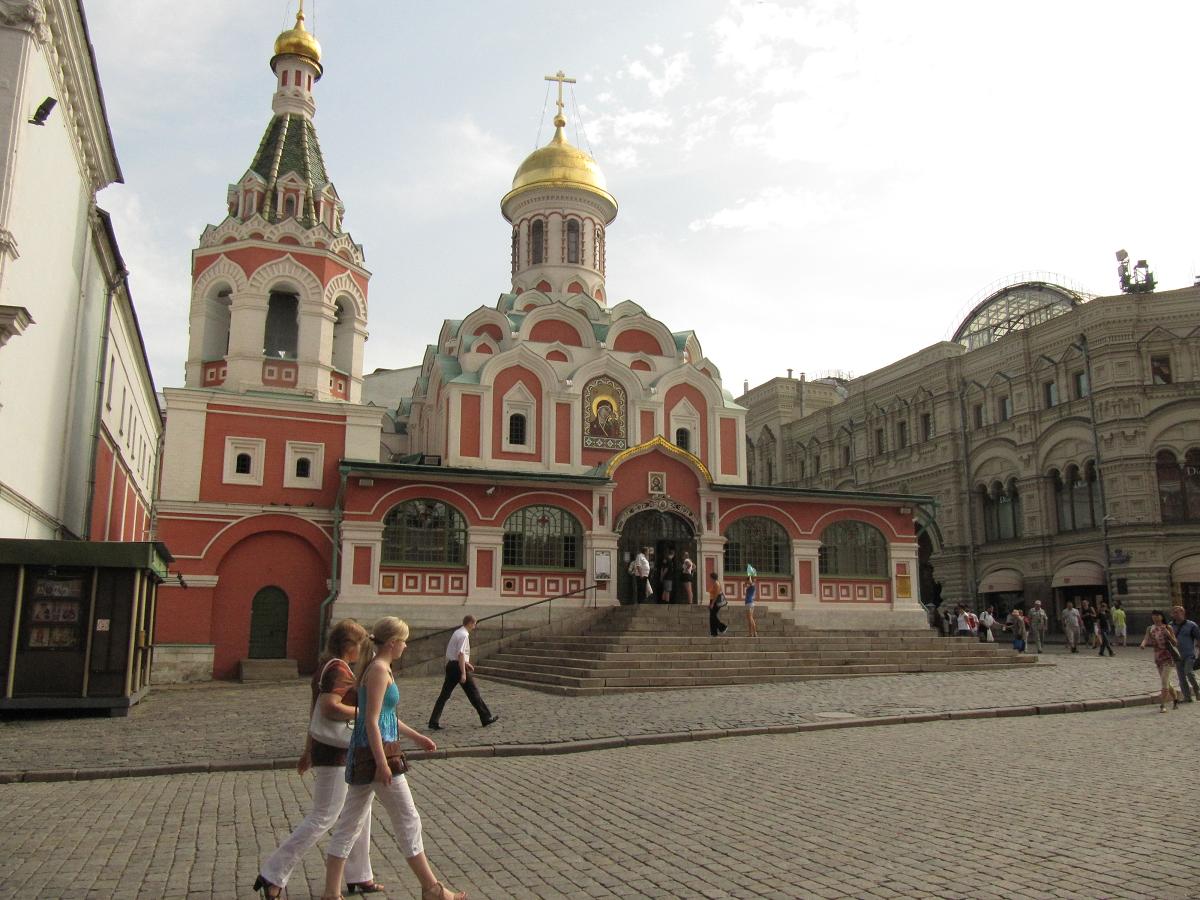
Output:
[429,661,491,725]
[1098,629,1114,656]
[709,605,727,636]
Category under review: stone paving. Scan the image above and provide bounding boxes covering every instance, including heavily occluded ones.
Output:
[1,703,1192,899]
[0,646,1162,775]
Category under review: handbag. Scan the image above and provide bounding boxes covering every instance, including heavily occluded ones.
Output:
[1167,640,1183,665]
[348,740,409,785]
[308,659,355,749]
[714,593,728,609]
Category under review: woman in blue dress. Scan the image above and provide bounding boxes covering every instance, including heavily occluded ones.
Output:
[321,617,466,900]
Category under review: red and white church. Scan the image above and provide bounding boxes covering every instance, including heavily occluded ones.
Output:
[154,12,929,681]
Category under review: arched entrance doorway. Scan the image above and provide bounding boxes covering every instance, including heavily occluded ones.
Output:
[248,586,289,658]
[617,508,696,604]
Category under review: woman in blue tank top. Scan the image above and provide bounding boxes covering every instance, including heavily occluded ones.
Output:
[321,617,466,900]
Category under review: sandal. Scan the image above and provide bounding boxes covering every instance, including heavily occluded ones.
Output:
[347,881,386,894]
[422,882,467,900]
[252,874,284,899]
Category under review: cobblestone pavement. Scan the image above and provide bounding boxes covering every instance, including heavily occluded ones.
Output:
[1,704,1192,899]
[0,647,1162,774]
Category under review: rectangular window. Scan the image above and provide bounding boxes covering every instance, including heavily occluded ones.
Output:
[281,70,289,87]
[105,357,115,409]
[1072,370,1090,399]
[119,388,127,434]
[921,412,933,441]
[1043,380,1058,408]
[973,404,984,429]
[841,445,850,467]
[1151,355,1173,385]
[997,395,1012,422]
[875,428,886,455]
[897,420,908,449]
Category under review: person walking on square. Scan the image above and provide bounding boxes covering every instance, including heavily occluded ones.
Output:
[1113,600,1128,647]
[659,548,676,604]
[322,617,465,900]
[428,616,498,730]
[1096,602,1116,657]
[954,605,971,637]
[1141,609,1183,713]
[630,547,651,604]
[1171,605,1200,703]
[1081,600,1098,649]
[744,564,759,637]
[255,620,382,899]
[978,606,996,643]
[1005,607,1028,652]
[1061,601,1082,653]
[681,551,696,604]
[1029,601,1048,654]
[707,571,728,636]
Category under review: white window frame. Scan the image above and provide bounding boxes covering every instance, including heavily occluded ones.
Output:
[669,398,701,457]
[223,436,266,486]
[284,440,325,489]
[501,382,537,453]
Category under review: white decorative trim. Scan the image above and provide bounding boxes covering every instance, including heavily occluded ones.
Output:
[284,440,324,489]
[0,305,34,348]
[0,0,49,43]
[501,381,536,453]
[0,228,19,260]
[222,436,266,486]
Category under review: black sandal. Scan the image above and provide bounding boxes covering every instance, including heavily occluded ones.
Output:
[252,874,284,899]
[347,881,386,894]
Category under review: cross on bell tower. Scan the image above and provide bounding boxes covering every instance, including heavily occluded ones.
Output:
[544,70,576,127]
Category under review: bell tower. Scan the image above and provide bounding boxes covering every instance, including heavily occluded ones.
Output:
[183,2,368,402]
[501,72,617,304]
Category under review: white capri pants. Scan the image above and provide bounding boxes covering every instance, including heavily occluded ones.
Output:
[261,765,373,887]
[328,775,424,860]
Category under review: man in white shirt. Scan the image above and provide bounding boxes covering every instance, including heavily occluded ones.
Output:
[631,547,651,604]
[428,615,498,730]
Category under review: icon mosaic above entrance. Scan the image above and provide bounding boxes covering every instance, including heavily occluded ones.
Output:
[582,375,627,450]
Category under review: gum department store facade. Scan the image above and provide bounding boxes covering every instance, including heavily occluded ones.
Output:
[153,15,929,681]
[740,277,1200,634]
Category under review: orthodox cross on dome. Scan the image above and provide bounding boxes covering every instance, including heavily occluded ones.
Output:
[544,70,576,125]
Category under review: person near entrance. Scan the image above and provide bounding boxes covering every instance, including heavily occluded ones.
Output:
[707,571,728,636]
[1029,601,1048,653]
[428,616,498,730]
[1171,606,1200,702]
[659,548,676,604]
[1061,601,1082,653]
[1096,602,1116,657]
[630,547,651,603]
[744,564,759,637]
[1113,601,1128,647]
[680,551,696,604]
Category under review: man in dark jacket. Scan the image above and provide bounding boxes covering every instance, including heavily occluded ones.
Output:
[1171,606,1200,702]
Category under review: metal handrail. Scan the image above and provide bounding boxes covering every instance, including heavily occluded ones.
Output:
[404,583,602,649]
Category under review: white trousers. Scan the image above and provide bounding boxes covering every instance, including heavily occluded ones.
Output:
[261,765,373,888]
[328,775,424,861]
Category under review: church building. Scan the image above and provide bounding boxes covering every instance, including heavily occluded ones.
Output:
[154,11,930,681]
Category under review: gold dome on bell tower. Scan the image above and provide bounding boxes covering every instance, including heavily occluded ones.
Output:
[272,2,322,76]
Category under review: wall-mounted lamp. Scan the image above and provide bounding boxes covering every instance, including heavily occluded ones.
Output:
[484,485,497,496]
[28,97,57,125]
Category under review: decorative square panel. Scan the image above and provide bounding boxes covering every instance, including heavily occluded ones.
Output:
[821,584,835,599]
[503,578,517,592]
[838,584,851,599]
[568,579,583,592]
[546,578,561,594]
[855,584,868,599]
[872,585,885,600]
[779,585,789,598]
[381,574,397,591]
[523,577,538,593]
[427,574,443,592]
[449,575,465,592]
[760,583,773,599]
[403,574,419,592]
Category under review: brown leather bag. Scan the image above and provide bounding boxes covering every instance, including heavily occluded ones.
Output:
[348,740,409,784]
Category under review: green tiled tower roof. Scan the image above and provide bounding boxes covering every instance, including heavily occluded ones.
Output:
[248,113,332,228]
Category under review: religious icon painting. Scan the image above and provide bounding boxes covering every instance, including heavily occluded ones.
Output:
[582,375,627,450]
[648,471,666,496]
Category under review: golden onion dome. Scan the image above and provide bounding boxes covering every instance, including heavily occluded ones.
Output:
[273,8,322,74]
[504,115,616,213]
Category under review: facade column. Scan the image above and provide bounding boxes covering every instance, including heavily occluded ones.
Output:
[889,541,924,612]
[297,303,335,397]
[339,520,384,600]
[225,290,268,391]
[467,526,504,603]
[792,538,822,610]
[588,485,618,604]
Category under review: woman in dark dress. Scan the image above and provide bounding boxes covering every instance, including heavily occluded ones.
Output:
[1080,601,1097,649]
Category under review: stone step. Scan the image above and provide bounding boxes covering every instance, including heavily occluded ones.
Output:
[517,637,967,652]
[487,649,1028,668]
[237,658,299,682]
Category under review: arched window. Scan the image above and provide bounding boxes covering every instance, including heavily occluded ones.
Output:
[818,520,888,578]
[566,219,581,264]
[331,298,354,374]
[284,195,296,218]
[981,479,1021,542]
[1053,464,1099,532]
[382,500,467,565]
[502,505,582,569]
[594,226,603,273]
[511,227,518,275]
[1157,450,1186,523]
[295,457,311,479]
[264,291,299,359]
[201,286,232,361]
[724,516,791,575]
[674,428,690,453]
[531,219,544,265]
[235,453,252,475]
[508,413,527,446]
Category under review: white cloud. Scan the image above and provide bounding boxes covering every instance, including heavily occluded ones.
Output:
[625,50,690,98]
[689,186,839,232]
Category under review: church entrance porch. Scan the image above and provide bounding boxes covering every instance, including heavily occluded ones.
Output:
[617,509,696,605]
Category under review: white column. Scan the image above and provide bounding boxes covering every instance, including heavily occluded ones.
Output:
[889,541,924,612]
[792,538,822,610]
[467,526,504,603]
[340,521,385,600]
[225,290,268,391]
[297,303,336,397]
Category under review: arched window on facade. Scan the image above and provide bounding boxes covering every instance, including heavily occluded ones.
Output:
[264,291,299,359]
[594,226,603,274]
[331,298,354,374]
[295,457,311,479]
[818,520,888,577]
[381,499,467,565]
[284,195,296,218]
[566,219,581,264]
[235,453,252,475]
[510,227,519,276]
[674,427,690,453]
[501,505,582,569]
[723,516,791,575]
[530,219,545,265]
[202,286,232,361]
[1156,449,1200,523]
[980,479,1021,542]
[1052,463,1101,532]
[508,413,527,446]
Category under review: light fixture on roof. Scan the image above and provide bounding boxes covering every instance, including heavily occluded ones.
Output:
[1115,248,1156,294]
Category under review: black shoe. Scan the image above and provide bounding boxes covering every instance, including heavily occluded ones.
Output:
[481,714,499,727]
[427,722,441,731]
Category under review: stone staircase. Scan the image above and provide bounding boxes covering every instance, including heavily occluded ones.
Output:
[473,604,1038,695]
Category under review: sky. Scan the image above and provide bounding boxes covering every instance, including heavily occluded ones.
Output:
[86,0,1199,395]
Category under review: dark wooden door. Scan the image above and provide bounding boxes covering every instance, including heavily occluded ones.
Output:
[248,587,289,658]
[618,511,695,603]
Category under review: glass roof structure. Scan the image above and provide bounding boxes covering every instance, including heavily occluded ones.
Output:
[952,281,1088,351]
